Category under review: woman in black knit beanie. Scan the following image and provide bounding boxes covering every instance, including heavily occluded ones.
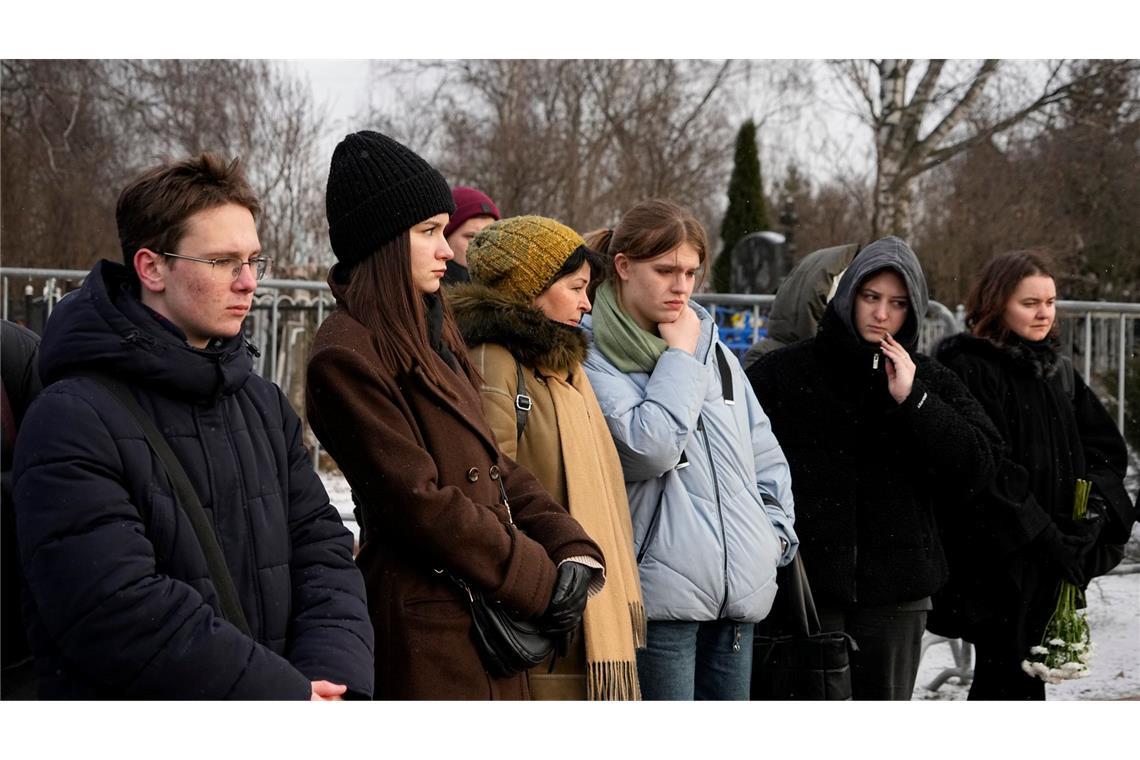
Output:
[305,131,604,699]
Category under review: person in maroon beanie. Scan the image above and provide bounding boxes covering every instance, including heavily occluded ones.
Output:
[443,186,500,285]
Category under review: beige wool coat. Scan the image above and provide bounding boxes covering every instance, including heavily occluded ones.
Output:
[452,284,644,700]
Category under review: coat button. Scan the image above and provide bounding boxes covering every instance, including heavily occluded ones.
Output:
[488,465,500,480]
[466,467,480,482]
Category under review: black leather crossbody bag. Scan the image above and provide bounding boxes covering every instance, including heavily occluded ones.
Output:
[449,574,554,678]
[450,476,554,677]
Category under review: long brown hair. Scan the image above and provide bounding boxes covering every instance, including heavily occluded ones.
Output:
[337,232,470,392]
[965,250,1058,343]
[583,198,709,299]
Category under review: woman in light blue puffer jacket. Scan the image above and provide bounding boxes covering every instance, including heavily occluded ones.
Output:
[581,199,796,701]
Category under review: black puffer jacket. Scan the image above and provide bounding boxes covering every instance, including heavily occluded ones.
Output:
[746,238,1002,607]
[931,332,1135,641]
[13,261,373,699]
[2,320,42,685]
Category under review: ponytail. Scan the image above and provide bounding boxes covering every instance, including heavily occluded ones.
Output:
[583,227,617,300]
[584,227,616,255]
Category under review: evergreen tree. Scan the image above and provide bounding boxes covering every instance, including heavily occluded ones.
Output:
[713,119,769,292]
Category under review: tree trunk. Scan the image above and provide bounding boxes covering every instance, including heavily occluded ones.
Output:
[872,60,910,238]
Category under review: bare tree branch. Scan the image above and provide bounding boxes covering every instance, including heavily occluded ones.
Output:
[908,59,999,168]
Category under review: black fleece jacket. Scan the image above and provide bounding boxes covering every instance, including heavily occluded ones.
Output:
[928,332,1136,642]
[746,238,1001,607]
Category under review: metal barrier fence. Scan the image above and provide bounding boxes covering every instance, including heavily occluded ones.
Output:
[4,267,1140,440]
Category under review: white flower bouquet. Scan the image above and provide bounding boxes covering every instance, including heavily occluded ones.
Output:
[1020,479,1095,684]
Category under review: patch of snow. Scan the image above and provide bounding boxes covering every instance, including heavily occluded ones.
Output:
[320,469,358,543]
[914,571,1140,700]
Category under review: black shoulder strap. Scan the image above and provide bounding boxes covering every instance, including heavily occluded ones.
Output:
[85,372,252,636]
[675,345,734,471]
[513,358,532,442]
[792,553,822,636]
[714,343,735,405]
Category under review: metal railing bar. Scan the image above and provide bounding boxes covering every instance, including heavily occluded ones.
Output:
[1085,314,1093,382]
[1120,314,1128,432]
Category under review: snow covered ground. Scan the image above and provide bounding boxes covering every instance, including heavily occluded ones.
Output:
[319,468,1140,701]
[914,566,1140,700]
[320,469,358,541]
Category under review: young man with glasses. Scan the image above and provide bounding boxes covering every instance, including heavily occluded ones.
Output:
[10,153,373,699]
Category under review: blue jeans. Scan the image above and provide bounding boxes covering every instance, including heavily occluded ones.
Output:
[637,620,754,700]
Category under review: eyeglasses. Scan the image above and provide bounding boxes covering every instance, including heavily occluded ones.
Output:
[159,251,272,281]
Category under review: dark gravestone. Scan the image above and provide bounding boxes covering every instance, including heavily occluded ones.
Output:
[730,231,787,294]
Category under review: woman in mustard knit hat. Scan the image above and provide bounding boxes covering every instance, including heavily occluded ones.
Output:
[450,215,646,700]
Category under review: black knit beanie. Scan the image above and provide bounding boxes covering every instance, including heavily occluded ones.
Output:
[325,130,455,266]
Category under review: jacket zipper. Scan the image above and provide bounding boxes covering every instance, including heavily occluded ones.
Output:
[698,415,730,617]
[637,490,667,564]
[854,350,882,603]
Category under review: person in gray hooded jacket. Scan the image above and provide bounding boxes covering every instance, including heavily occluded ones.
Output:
[746,236,1001,700]
[582,200,796,701]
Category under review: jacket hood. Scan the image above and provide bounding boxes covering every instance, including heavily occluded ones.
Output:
[935,331,1062,380]
[766,243,860,347]
[827,236,929,350]
[38,260,255,403]
[449,282,588,373]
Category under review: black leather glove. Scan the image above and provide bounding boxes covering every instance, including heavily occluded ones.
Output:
[1031,522,1096,586]
[540,562,592,642]
[1059,513,1105,544]
[1086,490,1110,519]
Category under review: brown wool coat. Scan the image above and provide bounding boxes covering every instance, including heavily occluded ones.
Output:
[306,301,603,700]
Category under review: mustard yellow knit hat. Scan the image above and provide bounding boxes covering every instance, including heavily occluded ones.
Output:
[466,215,586,303]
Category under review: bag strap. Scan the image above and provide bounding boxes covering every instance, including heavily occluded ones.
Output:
[674,344,735,471]
[83,372,252,636]
[513,358,532,442]
[787,552,822,636]
[714,343,735,405]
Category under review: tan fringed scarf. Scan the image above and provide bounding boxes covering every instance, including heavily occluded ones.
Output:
[547,369,646,700]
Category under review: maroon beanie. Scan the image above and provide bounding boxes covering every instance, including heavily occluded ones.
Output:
[444,186,501,238]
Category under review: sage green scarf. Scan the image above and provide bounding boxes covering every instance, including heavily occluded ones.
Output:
[591,280,668,374]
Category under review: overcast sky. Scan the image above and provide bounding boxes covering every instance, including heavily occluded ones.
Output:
[285,59,877,190]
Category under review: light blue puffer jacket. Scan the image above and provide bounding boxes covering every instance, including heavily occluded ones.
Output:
[581,302,797,623]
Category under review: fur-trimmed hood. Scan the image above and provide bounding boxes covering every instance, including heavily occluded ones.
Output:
[449,283,588,374]
[935,331,1063,381]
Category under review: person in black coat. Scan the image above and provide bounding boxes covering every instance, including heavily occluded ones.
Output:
[933,250,1136,700]
[746,236,1002,700]
[12,154,373,699]
[2,319,42,699]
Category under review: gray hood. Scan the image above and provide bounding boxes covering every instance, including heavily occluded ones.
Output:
[828,235,928,349]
